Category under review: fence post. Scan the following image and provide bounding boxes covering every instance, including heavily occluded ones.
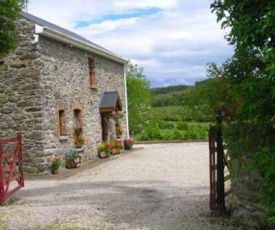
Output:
[215,109,226,213]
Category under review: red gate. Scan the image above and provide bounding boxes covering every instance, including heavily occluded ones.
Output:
[0,133,24,205]
[209,126,231,212]
[209,126,216,211]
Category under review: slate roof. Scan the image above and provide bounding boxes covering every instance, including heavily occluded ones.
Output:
[20,11,125,61]
[99,91,122,112]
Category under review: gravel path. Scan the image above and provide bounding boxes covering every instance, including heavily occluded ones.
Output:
[0,143,235,230]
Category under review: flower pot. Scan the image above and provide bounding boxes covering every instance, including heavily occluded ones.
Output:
[65,159,79,168]
[51,167,60,174]
[111,148,120,154]
[98,151,109,158]
[124,145,133,150]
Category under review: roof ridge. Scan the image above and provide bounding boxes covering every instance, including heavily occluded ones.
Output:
[20,11,123,59]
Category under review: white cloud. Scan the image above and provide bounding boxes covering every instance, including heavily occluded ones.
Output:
[27,0,232,87]
[113,0,178,10]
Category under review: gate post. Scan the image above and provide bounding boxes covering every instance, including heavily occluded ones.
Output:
[215,109,226,213]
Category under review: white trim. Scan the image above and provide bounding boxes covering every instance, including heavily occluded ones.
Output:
[36,26,128,64]
[35,24,44,33]
[34,24,44,43]
[123,64,130,139]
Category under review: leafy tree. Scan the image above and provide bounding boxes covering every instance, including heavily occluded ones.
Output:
[184,62,238,122]
[126,63,153,135]
[0,0,26,58]
[211,0,275,222]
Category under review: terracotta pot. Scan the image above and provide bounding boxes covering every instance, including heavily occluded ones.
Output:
[111,148,120,154]
[51,167,60,174]
[65,159,79,168]
[98,151,109,158]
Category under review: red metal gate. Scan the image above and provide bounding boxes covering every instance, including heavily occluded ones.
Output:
[209,126,231,212]
[0,133,24,205]
[209,126,216,211]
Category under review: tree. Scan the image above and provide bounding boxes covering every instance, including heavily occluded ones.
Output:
[211,0,275,222]
[184,62,238,122]
[126,63,153,136]
[211,0,275,123]
[0,0,26,58]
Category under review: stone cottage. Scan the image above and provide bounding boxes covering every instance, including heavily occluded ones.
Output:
[0,11,129,173]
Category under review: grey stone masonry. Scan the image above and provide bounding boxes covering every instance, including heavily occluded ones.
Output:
[0,16,127,174]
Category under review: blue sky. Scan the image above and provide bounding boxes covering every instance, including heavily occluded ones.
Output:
[26,0,233,88]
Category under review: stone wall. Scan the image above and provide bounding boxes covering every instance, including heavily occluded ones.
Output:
[0,17,44,173]
[37,35,126,165]
[230,157,275,229]
[0,16,127,174]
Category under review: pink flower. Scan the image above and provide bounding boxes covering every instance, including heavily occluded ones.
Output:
[74,158,80,164]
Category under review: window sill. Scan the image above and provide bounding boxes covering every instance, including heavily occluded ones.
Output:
[75,148,84,153]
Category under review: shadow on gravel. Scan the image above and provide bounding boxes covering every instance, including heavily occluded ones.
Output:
[12,180,231,230]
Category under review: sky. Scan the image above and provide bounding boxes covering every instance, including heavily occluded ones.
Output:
[26,0,233,88]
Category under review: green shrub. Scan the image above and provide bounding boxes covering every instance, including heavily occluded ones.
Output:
[172,129,183,140]
[159,121,175,129]
[140,126,163,141]
[176,122,188,130]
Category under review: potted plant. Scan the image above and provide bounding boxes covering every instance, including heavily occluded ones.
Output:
[65,150,82,168]
[116,126,123,138]
[111,140,123,154]
[75,135,89,148]
[107,111,123,121]
[51,154,62,174]
[97,142,112,158]
[124,138,134,150]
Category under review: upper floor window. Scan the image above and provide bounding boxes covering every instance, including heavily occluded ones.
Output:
[88,57,96,88]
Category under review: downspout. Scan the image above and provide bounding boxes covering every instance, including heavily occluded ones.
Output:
[123,63,130,139]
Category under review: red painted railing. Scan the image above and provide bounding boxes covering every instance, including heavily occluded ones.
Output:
[209,126,231,211]
[0,134,24,205]
[209,126,216,211]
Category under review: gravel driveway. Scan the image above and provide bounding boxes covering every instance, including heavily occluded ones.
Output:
[0,142,235,230]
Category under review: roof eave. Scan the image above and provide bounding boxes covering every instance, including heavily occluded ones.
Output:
[37,26,128,65]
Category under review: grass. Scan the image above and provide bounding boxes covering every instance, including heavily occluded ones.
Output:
[138,122,211,141]
[0,212,8,230]
[159,124,209,140]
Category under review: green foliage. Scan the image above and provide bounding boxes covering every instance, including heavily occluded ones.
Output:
[224,124,275,220]
[254,146,275,219]
[126,63,152,135]
[152,85,191,95]
[151,85,193,107]
[0,0,26,57]
[140,126,162,141]
[211,0,275,221]
[176,122,188,130]
[185,64,239,123]
[138,122,209,141]
[65,150,81,161]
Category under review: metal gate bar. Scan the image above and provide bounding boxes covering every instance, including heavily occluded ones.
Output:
[0,133,24,205]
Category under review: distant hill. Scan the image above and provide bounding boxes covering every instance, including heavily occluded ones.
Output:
[151,85,194,107]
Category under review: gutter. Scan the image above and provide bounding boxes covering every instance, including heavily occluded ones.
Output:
[36,26,128,65]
